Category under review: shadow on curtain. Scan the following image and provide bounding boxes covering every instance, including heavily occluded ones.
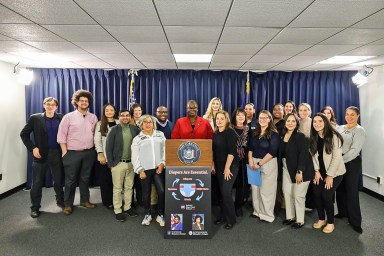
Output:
[24,69,358,188]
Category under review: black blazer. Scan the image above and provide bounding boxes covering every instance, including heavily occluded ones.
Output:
[20,113,63,163]
[278,131,314,183]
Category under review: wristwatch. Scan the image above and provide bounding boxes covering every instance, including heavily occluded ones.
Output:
[257,162,262,167]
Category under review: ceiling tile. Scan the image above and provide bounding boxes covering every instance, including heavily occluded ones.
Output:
[220,27,281,44]
[72,59,114,69]
[0,40,43,53]
[248,55,291,63]
[270,28,343,44]
[352,9,384,29]
[350,56,384,66]
[320,28,384,45]
[0,24,64,41]
[52,53,102,62]
[155,0,232,26]
[298,45,359,56]
[144,63,177,69]
[241,63,278,70]
[93,53,137,62]
[76,0,160,25]
[165,26,222,43]
[332,65,360,71]
[209,62,243,69]
[24,41,86,53]
[122,43,171,54]
[342,45,384,56]
[135,54,175,63]
[43,25,115,42]
[105,26,167,43]
[290,0,384,28]
[0,5,32,23]
[279,56,329,66]
[74,42,128,54]
[258,44,312,56]
[301,63,344,71]
[1,0,96,25]
[212,55,252,63]
[170,43,216,54]
[227,0,313,27]
[0,34,12,40]
[215,44,264,55]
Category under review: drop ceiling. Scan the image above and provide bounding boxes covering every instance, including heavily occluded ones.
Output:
[1,0,384,71]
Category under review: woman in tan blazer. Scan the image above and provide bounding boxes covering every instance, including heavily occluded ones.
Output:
[309,113,345,234]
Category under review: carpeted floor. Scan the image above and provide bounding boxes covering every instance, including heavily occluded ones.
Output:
[0,188,383,256]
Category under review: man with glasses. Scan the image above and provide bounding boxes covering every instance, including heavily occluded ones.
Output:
[171,100,213,139]
[20,97,64,218]
[57,90,98,216]
[105,109,140,222]
[155,106,173,139]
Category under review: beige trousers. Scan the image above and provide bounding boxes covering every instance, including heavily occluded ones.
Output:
[111,162,135,214]
[251,157,278,222]
[282,159,309,223]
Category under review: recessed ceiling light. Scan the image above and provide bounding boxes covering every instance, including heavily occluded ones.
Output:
[318,56,375,64]
[174,54,212,63]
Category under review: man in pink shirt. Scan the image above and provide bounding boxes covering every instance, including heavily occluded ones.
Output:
[57,90,98,215]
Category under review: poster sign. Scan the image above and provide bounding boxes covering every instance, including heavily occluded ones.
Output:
[164,166,211,239]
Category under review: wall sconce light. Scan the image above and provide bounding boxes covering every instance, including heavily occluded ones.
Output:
[352,65,373,88]
[14,62,34,85]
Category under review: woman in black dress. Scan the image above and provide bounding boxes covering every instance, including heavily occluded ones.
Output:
[212,110,239,230]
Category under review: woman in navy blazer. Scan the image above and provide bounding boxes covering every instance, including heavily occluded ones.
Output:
[279,113,314,229]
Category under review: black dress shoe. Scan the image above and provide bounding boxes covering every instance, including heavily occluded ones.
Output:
[236,208,243,217]
[215,218,225,225]
[282,219,295,225]
[224,223,234,229]
[31,210,40,218]
[249,214,259,219]
[352,225,363,234]
[259,219,270,223]
[334,214,345,219]
[292,222,305,229]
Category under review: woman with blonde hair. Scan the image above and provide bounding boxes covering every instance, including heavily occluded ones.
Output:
[204,97,223,130]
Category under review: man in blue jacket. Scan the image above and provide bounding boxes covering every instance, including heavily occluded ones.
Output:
[20,97,64,218]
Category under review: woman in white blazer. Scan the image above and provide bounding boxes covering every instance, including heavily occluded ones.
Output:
[309,113,345,234]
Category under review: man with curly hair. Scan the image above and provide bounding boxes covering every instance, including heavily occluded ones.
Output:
[57,90,98,215]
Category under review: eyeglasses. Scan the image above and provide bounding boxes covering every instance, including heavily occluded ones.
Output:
[157,111,168,114]
[143,121,153,124]
[259,117,269,120]
[120,115,130,118]
[44,103,57,107]
[187,107,197,110]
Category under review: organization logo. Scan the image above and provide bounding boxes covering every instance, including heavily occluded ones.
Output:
[177,141,201,165]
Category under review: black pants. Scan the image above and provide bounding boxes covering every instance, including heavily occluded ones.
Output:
[30,148,64,210]
[217,163,239,225]
[211,173,221,206]
[336,156,362,227]
[140,169,165,215]
[95,161,113,207]
[133,174,143,206]
[313,175,342,224]
[234,160,249,210]
[62,149,96,207]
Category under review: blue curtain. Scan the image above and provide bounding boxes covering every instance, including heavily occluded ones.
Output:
[24,69,358,188]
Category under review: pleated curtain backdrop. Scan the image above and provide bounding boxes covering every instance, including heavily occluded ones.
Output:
[24,69,358,188]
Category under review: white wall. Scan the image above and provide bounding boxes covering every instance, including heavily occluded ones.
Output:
[0,61,27,194]
[359,65,384,196]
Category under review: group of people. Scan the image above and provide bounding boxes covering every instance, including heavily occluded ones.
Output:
[20,91,366,234]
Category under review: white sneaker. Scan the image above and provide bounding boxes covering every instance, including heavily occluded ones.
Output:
[142,214,152,226]
[156,215,165,227]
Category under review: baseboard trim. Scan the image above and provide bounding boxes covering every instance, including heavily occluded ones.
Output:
[0,183,27,200]
[363,187,384,202]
